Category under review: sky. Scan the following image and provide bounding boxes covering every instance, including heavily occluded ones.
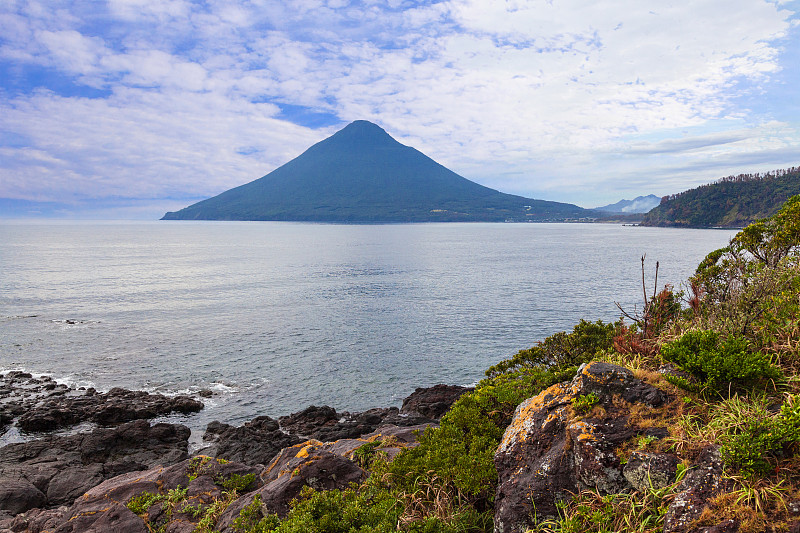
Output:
[1,0,799,219]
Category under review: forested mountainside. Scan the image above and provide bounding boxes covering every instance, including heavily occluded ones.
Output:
[641,166,800,227]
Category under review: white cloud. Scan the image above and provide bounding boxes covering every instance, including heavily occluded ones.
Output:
[0,0,798,213]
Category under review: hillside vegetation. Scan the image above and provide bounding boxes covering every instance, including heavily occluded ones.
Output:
[217,196,800,532]
[641,167,800,228]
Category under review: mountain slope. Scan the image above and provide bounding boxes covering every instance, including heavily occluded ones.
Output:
[162,121,591,222]
[594,194,660,214]
[641,167,800,228]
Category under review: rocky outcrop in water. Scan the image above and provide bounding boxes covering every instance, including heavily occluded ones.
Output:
[0,372,204,434]
[201,416,302,466]
[400,383,472,419]
[278,405,433,441]
[200,384,459,467]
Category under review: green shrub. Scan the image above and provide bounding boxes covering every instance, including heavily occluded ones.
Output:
[485,319,618,378]
[690,195,800,345]
[242,484,400,533]
[352,441,381,469]
[386,365,572,512]
[720,395,800,476]
[659,330,782,395]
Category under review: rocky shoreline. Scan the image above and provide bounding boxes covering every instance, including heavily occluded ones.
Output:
[3,363,797,532]
[0,371,470,532]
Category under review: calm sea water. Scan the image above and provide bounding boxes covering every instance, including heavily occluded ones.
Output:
[0,221,736,444]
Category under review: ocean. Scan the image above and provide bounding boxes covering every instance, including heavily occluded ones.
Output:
[0,221,736,445]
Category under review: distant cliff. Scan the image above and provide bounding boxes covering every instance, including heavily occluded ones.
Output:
[641,166,800,228]
[162,121,593,222]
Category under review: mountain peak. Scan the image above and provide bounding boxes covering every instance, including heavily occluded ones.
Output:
[326,120,397,148]
[162,121,591,222]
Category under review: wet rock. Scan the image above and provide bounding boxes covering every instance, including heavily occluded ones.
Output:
[400,384,472,420]
[622,451,680,491]
[0,420,190,515]
[663,446,729,533]
[201,416,302,466]
[17,388,203,432]
[278,405,338,437]
[493,362,670,533]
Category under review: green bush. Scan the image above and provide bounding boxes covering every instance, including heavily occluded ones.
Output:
[721,395,800,476]
[660,330,782,395]
[127,491,163,516]
[386,365,573,512]
[485,319,618,378]
[690,195,800,344]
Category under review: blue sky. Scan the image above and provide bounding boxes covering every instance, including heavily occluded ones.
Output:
[1,0,799,218]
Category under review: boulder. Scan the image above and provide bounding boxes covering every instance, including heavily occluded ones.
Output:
[201,416,302,466]
[278,405,432,442]
[400,384,472,420]
[0,482,46,516]
[493,362,670,533]
[17,388,203,432]
[622,451,680,491]
[216,443,366,531]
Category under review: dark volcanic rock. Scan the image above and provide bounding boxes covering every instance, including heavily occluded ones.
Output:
[622,451,680,491]
[3,457,261,533]
[493,362,671,533]
[17,387,203,432]
[216,444,367,531]
[202,416,302,466]
[0,420,190,515]
[278,405,338,437]
[400,384,472,420]
[278,405,433,442]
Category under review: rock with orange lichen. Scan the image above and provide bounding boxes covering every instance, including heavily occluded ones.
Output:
[1,457,262,533]
[214,441,367,531]
[493,361,671,533]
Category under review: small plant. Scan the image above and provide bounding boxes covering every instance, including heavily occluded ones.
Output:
[215,472,256,493]
[232,495,280,532]
[127,491,163,516]
[352,440,381,468]
[636,435,657,449]
[572,392,600,414]
[187,456,213,481]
